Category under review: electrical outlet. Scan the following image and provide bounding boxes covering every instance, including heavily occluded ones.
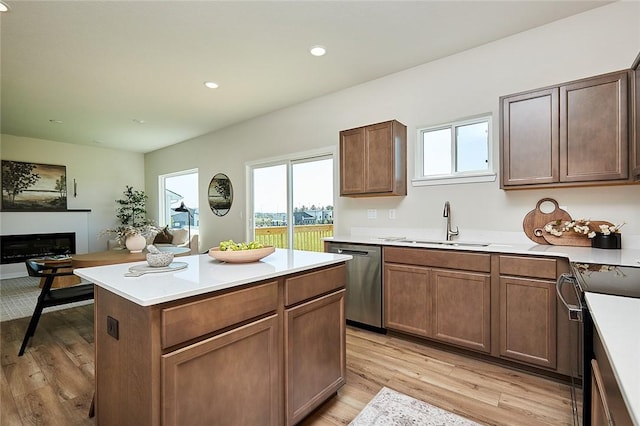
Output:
[367,209,377,219]
[389,209,396,219]
[107,316,119,340]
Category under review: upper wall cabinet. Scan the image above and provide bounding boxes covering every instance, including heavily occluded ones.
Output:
[500,70,633,189]
[632,52,640,180]
[340,120,407,197]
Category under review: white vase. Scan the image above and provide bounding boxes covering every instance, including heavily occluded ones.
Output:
[125,234,146,253]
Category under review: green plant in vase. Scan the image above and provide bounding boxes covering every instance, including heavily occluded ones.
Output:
[100,186,158,248]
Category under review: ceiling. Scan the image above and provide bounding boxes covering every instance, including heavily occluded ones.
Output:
[1,1,611,154]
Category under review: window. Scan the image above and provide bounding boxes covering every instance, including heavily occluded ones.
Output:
[248,150,334,252]
[158,169,199,232]
[414,115,495,186]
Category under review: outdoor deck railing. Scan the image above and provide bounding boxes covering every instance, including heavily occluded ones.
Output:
[254,224,334,252]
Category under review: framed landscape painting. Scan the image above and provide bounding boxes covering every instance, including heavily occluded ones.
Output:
[1,160,68,211]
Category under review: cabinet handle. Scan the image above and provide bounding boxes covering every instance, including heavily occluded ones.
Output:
[556,273,582,322]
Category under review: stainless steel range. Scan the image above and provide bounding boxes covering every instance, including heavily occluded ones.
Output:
[557,263,640,425]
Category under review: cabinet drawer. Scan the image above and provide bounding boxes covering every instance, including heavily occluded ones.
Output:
[285,264,346,307]
[499,255,557,280]
[162,280,278,349]
[384,247,490,272]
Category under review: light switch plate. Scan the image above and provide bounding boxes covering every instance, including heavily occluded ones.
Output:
[389,209,396,219]
[367,209,377,219]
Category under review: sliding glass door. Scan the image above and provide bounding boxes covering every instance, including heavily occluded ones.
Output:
[250,154,333,252]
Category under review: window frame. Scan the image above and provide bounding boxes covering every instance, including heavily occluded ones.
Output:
[245,147,336,247]
[413,115,496,186]
[157,168,199,228]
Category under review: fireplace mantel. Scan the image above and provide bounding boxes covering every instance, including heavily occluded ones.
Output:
[0,209,91,213]
[0,211,90,278]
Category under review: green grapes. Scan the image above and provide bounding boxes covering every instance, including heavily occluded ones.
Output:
[219,240,265,251]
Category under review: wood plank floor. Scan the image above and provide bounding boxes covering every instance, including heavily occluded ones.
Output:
[1,305,577,425]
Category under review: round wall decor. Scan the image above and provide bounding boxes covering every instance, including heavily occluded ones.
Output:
[208,173,233,217]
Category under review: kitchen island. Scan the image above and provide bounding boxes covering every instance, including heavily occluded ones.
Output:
[75,249,351,426]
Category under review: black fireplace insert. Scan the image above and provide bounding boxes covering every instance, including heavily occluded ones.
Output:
[0,232,76,264]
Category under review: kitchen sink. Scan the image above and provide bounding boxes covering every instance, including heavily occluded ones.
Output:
[399,239,490,247]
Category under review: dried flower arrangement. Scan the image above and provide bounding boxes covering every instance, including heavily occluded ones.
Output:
[543,219,625,239]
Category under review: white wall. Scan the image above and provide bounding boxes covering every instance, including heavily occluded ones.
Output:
[0,134,145,253]
[145,2,640,251]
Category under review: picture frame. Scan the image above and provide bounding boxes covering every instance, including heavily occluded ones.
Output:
[1,160,68,211]
[208,173,233,217]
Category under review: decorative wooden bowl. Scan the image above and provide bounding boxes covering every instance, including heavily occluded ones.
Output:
[208,246,275,263]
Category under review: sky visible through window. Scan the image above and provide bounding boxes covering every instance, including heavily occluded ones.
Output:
[165,173,198,208]
[254,158,333,214]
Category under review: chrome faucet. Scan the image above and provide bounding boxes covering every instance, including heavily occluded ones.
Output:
[443,201,459,241]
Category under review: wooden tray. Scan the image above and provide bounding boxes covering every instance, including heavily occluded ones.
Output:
[522,198,572,244]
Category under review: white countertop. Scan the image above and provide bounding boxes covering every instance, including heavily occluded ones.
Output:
[326,235,640,267]
[74,248,351,306]
[585,293,640,425]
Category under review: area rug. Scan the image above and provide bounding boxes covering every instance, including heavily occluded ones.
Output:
[0,276,92,322]
[350,387,481,426]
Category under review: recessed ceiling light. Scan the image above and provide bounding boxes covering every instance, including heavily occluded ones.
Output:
[310,45,326,57]
[204,81,219,89]
[132,119,146,124]
[49,119,63,124]
[0,2,10,12]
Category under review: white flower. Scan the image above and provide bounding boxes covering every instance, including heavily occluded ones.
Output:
[588,231,596,238]
[599,224,611,235]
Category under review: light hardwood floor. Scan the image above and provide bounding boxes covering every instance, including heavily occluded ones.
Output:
[1,305,577,425]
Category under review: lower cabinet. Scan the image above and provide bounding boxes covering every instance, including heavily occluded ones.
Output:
[383,260,491,353]
[592,328,634,425]
[384,264,432,337]
[162,315,279,426]
[383,248,575,378]
[591,359,614,426]
[499,276,557,369]
[285,289,346,426]
[433,269,491,353]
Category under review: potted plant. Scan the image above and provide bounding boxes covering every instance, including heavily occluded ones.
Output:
[101,186,158,252]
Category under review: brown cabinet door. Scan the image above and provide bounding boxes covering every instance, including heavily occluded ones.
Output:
[560,71,629,182]
[591,359,615,426]
[500,88,559,187]
[285,289,346,426]
[364,121,395,193]
[499,276,557,369]
[340,127,366,195]
[633,54,640,180]
[339,120,406,196]
[383,263,432,337]
[162,315,280,426]
[432,269,491,353]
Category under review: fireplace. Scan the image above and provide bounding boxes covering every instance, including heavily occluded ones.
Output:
[0,233,76,264]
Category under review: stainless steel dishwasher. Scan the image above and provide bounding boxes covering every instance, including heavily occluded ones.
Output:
[327,242,383,331]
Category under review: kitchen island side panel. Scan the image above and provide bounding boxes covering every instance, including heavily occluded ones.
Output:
[95,286,161,425]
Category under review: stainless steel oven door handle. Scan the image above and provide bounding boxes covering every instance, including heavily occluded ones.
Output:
[556,273,583,322]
